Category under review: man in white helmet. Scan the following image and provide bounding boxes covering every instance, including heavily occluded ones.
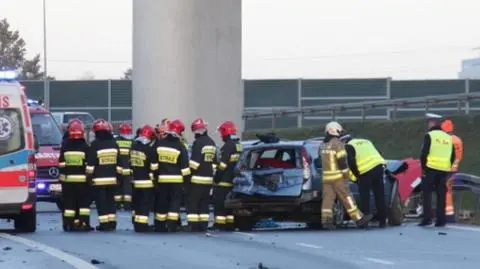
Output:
[319,121,372,229]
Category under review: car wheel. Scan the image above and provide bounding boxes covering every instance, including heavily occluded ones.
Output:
[56,199,64,212]
[388,183,404,226]
[234,216,256,231]
[333,199,345,227]
[14,207,37,233]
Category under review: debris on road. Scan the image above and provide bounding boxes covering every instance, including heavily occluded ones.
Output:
[2,247,12,251]
[91,259,104,265]
[438,232,447,235]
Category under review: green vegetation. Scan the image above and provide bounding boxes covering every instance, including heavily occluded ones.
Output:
[243,115,480,175]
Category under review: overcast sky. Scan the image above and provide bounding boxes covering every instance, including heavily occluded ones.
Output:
[1,0,479,80]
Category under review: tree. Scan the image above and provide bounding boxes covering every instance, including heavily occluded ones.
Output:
[0,18,48,79]
[122,67,132,80]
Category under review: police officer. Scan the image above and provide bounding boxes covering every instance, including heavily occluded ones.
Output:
[343,135,387,228]
[419,113,456,227]
[212,121,242,231]
[58,119,93,232]
[86,119,122,232]
[150,119,190,232]
[187,118,217,232]
[319,122,372,229]
[115,122,134,210]
[130,124,156,232]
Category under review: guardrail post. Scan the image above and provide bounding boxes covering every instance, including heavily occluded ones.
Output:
[331,109,336,121]
[271,114,276,130]
[297,78,303,128]
[107,79,112,122]
[465,79,470,115]
[361,106,366,122]
[391,105,397,120]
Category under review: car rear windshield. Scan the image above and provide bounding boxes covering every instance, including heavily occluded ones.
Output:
[31,113,62,146]
[0,108,25,155]
[63,114,94,125]
[242,147,302,169]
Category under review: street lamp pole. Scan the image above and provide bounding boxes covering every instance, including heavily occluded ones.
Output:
[43,0,49,108]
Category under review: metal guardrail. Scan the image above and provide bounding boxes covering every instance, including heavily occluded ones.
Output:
[243,92,480,121]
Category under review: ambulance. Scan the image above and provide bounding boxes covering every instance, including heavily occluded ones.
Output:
[0,70,37,232]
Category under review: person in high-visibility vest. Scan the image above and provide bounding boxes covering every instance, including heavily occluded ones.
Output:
[441,119,463,223]
[419,113,456,227]
[343,135,388,228]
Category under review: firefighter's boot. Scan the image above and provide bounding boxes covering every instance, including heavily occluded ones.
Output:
[356,214,373,228]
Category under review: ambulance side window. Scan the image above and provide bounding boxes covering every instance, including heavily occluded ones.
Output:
[0,109,25,155]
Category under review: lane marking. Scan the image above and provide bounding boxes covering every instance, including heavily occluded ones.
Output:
[295,242,323,249]
[448,225,480,233]
[364,257,395,265]
[234,232,256,237]
[0,233,98,269]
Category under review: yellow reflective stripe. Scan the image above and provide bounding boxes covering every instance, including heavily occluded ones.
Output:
[167,212,179,220]
[191,176,214,185]
[229,154,239,162]
[97,148,118,155]
[189,160,200,170]
[64,175,87,182]
[86,166,94,174]
[122,168,131,175]
[215,216,226,224]
[199,214,210,221]
[187,214,199,222]
[212,164,217,170]
[133,180,154,188]
[322,173,343,181]
[119,148,130,155]
[181,168,191,176]
[79,208,90,216]
[63,209,76,217]
[64,151,86,158]
[226,215,234,223]
[116,166,123,174]
[108,214,116,222]
[123,195,132,202]
[218,181,232,187]
[158,175,183,183]
[149,173,153,180]
[98,215,109,223]
[157,147,180,154]
[135,215,149,224]
[218,162,227,170]
[150,163,159,171]
[93,177,117,186]
[155,213,167,221]
[114,195,123,202]
[58,162,66,168]
[59,174,66,181]
[336,150,346,159]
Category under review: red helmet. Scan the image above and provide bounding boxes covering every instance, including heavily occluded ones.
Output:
[191,118,207,132]
[139,124,155,139]
[67,119,85,139]
[217,121,237,137]
[119,122,133,135]
[168,119,185,136]
[92,119,110,132]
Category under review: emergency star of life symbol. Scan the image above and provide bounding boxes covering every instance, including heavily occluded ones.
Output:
[49,167,60,178]
[0,116,14,141]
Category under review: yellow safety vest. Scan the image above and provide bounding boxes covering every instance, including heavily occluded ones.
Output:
[347,138,386,175]
[426,130,453,172]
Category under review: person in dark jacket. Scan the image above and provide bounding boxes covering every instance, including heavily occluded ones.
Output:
[115,122,134,210]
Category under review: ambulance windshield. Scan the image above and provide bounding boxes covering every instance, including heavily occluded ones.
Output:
[31,113,62,146]
[0,108,25,155]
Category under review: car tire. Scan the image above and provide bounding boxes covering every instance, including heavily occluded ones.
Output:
[14,207,37,233]
[234,216,256,231]
[56,199,64,212]
[388,182,404,226]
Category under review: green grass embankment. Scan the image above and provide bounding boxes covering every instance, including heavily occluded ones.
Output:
[243,115,480,175]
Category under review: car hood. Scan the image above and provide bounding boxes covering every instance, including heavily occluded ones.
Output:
[35,146,60,167]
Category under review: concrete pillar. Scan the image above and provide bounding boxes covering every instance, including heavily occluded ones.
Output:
[132,0,243,144]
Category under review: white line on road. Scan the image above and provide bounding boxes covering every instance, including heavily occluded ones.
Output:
[364,257,395,265]
[295,242,323,249]
[0,233,98,269]
[234,231,257,237]
[448,225,480,233]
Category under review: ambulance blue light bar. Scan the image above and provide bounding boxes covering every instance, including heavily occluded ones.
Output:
[0,70,19,80]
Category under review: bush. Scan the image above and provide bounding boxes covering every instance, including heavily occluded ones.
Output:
[243,115,480,175]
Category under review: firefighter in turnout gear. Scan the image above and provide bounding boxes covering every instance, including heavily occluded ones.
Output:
[419,113,456,227]
[319,122,372,229]
[344,135,388,227]
[212,121,242,231]
[150,119,191,232]
[130,124,156,232]
[187,118,217,232]
[86,119,122,231]
[115,122,134,210]
[58,119,93,232]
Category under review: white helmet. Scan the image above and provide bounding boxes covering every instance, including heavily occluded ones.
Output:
[325,121,343,136]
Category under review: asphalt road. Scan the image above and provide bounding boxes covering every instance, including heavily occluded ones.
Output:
[1,203,480,269]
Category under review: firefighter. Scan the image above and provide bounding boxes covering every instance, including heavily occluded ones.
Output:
[441,119,463,223]
[419,113,456,227]
[150,119,191,232]
[58,119,93,232]
[187,118,217,232]
[155,118,171,140]
[115,122,134,210]
[212,121,242,231]
[343,135,387,228]
[86,119,122,232]
[130,124,156,232]
[319,121,372,229]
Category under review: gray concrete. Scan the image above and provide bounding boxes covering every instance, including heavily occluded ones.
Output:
[132,0,243,143]
[1,202,480,269]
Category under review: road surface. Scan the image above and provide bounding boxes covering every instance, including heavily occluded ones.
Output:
[1,202,479,269]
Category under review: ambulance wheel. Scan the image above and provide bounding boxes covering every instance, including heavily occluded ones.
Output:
[56,199,64,211]
[388,183,403,226]
[15,207,37,233]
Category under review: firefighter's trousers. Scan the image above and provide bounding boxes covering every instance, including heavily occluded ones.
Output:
[357,165,386,225]
[132,182,153,232]
[445,173,456,223]
[187,183,212,231]
[421,168,448,225]
[213,184,234,229]
[154,183,183,232]
[322,179,363,224]
[94,185,117,230]
[61,182,91,228]
[115,175,133,208]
